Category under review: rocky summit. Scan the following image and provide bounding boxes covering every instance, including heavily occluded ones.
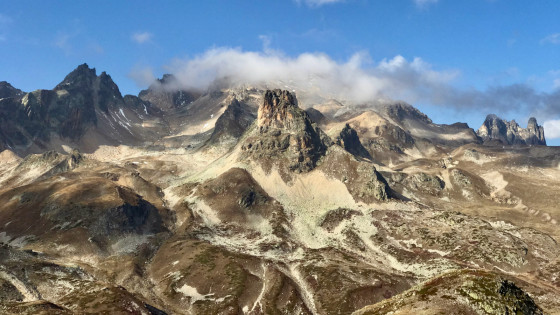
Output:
[1,65,560,315]
[242,89,331,173]
[477,114,546,145]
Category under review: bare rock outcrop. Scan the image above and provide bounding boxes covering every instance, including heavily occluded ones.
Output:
[335,123,372,159]
[242,89,331,173]
[477,114,546,145]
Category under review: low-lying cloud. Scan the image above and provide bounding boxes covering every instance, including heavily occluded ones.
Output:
[133,47,560,136]
[160,48,459,105]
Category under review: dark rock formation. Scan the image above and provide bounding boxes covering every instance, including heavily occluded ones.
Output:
[207,98,255,145]
[477,114,546,145]
[498,280,543,315]
[0,64,163,154]
[305,107,328,125]
[0,81,24,99]
[335,124,372,159]
[242,90,331,173]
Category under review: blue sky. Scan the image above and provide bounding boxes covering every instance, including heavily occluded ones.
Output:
[1,1,559,143]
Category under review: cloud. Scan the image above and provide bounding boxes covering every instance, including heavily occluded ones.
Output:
[295,0,344,7]
[132,46,560,127]
[128,66,157,88]
[131,31,153,44]
[413,0,439,7]
[148,47,457,105]
[54,32,77,55]
[540,33,560,45]
[543,119,560,139]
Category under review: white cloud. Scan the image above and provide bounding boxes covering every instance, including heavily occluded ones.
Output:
[540,33,560,45]
[128,66,157,88]
[132,46,560,127]
[414,0,439,7]
[543,120,560,139]
[54,32,76,55]
[144,47,458,104]
[131,32,153,44]
[295,0,344,7]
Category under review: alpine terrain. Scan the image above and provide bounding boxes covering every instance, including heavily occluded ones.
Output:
[1,64,560,315]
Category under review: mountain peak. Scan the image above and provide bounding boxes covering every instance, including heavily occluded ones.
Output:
[477,114,546,145]
[0,81,24,99]
[258,89,300,129]
[55,63,97,90]
[242,89,331,174]
[383,102,433,124]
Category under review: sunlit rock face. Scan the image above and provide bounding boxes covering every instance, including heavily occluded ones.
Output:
[243,89,331,173]
[477,114,546,145]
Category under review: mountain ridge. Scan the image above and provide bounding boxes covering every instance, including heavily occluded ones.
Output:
[1,64,559,314]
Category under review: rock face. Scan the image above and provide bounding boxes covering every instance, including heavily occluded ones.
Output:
[138,74,200,111]
[0,64,164,154]
[207,98,255,145]
[242,89,331,173]
[335,124,372,159]
[477,114,546,145]
[381,102,480,147]
[384,102,433,125]
[0,81,24,99]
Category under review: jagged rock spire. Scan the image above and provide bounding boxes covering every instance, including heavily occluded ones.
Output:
[477,114,546,145]
[242,89,331,173]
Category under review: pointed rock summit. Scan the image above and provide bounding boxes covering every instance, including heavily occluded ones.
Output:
[335,124,372,159]
[0,81,24,99]
[242,89,331,173]
[477,114,546,145]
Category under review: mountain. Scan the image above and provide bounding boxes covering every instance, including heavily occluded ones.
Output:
[477,114,546,145]
[1,65,560,314]
[139,74,201,111]
[0,81,24,99]
[0,64,168,154]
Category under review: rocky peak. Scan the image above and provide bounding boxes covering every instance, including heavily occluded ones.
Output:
[242,89,331,174]
[55,63,97,91]
[257,89,300,129]
[477,114,546,145]
[0,81,24,99]
[384,102,432,124]
[335,124,372,159]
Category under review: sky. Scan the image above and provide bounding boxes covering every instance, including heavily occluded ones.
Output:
[1,1,559,144]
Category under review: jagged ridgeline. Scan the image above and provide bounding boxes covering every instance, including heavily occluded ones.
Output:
[0,65,559,314]
[477,114,546,145]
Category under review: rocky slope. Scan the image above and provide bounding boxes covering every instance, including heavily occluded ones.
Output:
[0,66,559,314]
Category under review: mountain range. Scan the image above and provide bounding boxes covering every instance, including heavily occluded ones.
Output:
[0,64,558,314]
